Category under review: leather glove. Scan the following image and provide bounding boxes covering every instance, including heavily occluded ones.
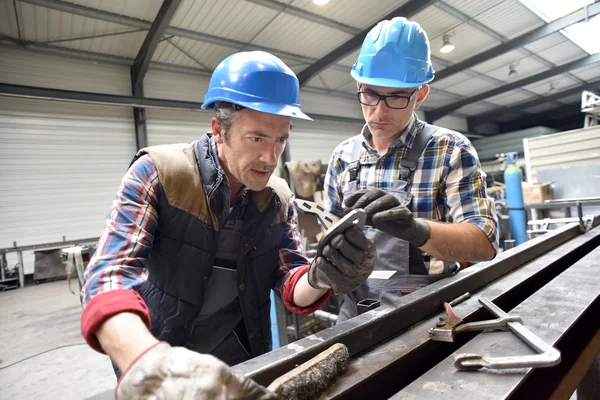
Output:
[116,342,276,400]
[344,189,431,247]
[308,225,376,294]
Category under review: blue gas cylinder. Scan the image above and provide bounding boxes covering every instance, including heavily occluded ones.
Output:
[504,152,528,245]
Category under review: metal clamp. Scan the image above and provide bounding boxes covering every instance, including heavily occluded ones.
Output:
[429,297,561,371]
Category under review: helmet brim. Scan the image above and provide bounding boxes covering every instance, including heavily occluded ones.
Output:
[351,70,434,89]
[202,98,313,121]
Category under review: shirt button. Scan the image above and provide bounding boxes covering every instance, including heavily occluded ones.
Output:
[239,283,245,292]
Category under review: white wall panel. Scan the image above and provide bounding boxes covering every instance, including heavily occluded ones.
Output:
[524,125,600,184]
[146,109,211,146]
[0,45,130,95]
[288,119,363,163]
[0,97,135,274]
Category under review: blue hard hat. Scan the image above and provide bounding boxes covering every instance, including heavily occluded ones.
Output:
[202,51,312,121]
[351,17,435,88]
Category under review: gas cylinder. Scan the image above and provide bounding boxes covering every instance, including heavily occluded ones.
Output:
[504,152,528,245]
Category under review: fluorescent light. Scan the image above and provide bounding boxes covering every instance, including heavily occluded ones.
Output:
[313,0,330,5]
[519,0,599,54]
[440,34,455,53]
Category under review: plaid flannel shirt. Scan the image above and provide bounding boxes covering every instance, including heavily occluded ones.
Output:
[323,116,498,274]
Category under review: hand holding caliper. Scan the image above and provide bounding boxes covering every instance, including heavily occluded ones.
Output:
[294,199,376,294]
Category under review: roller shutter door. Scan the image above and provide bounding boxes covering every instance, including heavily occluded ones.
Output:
[0,97,136,274]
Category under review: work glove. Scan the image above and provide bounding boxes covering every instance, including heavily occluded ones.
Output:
[116,342,276,400]
[344,189,431,247]
[308,225,376,294]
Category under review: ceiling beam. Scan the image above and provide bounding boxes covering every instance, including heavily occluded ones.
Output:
[435,2,600,82]
[18,0,349,73]
[498,103,582,133]
[0,83,365,124]
[0,82,206,110]
[131,0,181,92]
[427,53,600,122]
[296,0,439,87]
[130,0,181,150]
[469,78,600,128]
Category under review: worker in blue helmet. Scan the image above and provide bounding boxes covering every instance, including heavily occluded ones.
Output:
[323,18,499,322]
[80,51,376,398]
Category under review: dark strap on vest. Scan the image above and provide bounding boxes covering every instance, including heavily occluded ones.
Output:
[347,123,437,189]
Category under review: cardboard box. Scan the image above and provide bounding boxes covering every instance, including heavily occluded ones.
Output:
[522,182,552,205]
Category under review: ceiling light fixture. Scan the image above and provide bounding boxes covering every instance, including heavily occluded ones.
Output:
[313,0,330,5]
[440,34,455,53]
[508,62,519,77]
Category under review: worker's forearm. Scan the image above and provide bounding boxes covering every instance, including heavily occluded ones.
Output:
[293,273,329,307]
[420,220,495,262]
[96,312,159,372]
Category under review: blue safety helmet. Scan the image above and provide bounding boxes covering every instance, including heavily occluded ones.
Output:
[351,17,435,88]
[202,51,312,121]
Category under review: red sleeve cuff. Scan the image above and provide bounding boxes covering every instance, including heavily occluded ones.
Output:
[81,289,151,353]
[283,265,332,315]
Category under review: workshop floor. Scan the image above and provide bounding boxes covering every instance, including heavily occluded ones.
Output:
[0,280,115,399]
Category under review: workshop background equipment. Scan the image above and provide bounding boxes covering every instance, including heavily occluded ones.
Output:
[234,216,600,399]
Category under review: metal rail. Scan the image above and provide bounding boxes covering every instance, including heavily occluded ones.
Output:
[392,243,600,399]
[318,221,600,399]
[233,219,598,386]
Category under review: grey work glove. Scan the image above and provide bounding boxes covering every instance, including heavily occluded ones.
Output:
[344,189,431,247]
[116,342,276,400]
[308,225,376,294]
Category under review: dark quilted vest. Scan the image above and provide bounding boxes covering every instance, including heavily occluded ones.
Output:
[132,134,291,357]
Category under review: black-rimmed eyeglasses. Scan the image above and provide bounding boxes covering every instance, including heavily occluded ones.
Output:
[357,88,418,110]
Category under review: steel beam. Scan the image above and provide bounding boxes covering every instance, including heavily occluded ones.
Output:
[0,83,363,125]
[296,0,439,87]
[0,83,205,110]
[435,3,600,82]
[391,241,600,399]
[130,0,181,150]
[320,222,600,398]
[233,221,587,386]
[131,0,181,92]
[427,53,600,122]
[469,78,600,128]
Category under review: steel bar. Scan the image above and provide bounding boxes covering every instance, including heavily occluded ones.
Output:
[233,220,591,386]
[317,221,600,399]
[0,237,99,253]
[527,199,600,209]
[16,250,24,288]
[391,243,600,400]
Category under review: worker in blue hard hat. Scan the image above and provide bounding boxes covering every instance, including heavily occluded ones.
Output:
[79,51,376,398]
[323,18,499,322]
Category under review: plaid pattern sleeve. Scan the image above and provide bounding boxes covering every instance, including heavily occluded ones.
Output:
[276,196,332,314]
[443,137,499,248]
[81,155,159,306]
[273,195,310,294]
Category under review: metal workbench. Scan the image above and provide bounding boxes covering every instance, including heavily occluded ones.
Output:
[233,216,600,399]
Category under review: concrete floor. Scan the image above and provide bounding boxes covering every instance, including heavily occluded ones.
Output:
[0,280,116,399]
